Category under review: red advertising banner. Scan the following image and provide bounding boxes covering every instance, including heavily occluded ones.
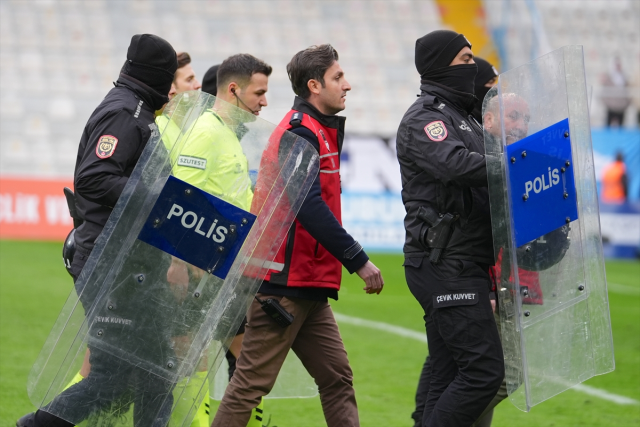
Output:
[0,177,74,241]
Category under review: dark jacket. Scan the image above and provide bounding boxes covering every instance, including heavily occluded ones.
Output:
[73,75,161,251]
[396,83,494,265]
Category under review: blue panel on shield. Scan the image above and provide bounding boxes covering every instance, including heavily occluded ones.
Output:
[138,176,256,279]
[507,118,578,247]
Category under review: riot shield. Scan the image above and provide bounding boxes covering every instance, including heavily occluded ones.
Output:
[27,91,320,426]
[483,46,614,412]
[211,350,318,401]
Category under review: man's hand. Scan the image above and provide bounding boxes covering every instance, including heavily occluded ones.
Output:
[491,299,496,313]
[356,261,384,294]
[167,257,189,302]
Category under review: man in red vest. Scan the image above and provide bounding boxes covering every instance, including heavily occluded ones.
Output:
[211,44,384,427]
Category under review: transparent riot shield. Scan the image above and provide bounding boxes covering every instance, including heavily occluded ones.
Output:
[483,45,614,412]
[27,91,320,426]
[211,350,318,401]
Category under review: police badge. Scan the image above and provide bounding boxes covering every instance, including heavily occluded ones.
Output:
[424,120,448,142]
[95,135,118,159]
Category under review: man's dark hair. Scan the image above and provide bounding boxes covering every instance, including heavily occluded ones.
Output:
[216,54,272,92]
[287,44,339,99]
[174,52,192,82]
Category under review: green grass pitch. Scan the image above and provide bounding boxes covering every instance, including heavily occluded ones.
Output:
[1,240,638,426]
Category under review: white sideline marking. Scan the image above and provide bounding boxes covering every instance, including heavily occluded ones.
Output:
[333,312,427,343]
[334,312,639,406]
[571,384,639,405]
[608,282,640,296]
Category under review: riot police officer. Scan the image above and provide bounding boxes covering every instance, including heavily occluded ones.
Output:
[17,33,178,427]
[471,57,499,123]
[396,30,504,427]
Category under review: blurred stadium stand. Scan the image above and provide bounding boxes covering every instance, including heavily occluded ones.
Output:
[0,0,443,178]
[486,0,640,128]
[0,0,638,253]
[1,0,638,179]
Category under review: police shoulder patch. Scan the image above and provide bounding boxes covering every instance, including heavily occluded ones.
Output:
[96,135,118,159]
[424,120,448,142]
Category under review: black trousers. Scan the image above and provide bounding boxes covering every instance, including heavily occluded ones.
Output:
[405,257,504,427]
[412,354,432,427]
[413,349,509,427]
[33,248,174,427]
[42,348,174,426]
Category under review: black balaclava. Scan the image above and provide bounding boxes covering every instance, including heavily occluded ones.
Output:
[472,57,499,122]
[415,30,478,95]
[121,34,177,108]
[201,64,221,96]
[474,58,499,104]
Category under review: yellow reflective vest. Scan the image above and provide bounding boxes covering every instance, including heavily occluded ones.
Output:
[170,110,253,211]
[155,114,183,153]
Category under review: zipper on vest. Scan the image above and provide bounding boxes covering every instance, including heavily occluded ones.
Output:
[314,241,319,257]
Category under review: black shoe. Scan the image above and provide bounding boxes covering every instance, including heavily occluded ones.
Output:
[16,413,35,427]
[17,411,73,427]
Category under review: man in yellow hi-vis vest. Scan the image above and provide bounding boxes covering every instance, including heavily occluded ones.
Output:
[171,55,270,208]
[168,53,272,427]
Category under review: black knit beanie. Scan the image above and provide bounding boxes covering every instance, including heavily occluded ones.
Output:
[121,34,177,97]
[201,64,221,96]
[415,30,472,76]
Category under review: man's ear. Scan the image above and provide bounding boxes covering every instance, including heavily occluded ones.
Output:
[168,82,178,99]
[307,79,322,96]
[483,112,494,129]
[228,81,239,96]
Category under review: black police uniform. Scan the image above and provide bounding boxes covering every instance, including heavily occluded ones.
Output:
[32,75,175,427]
[396,82,504,427]
[24,34,178,426]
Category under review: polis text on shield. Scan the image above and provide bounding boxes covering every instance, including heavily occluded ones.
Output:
[166,203,228,243]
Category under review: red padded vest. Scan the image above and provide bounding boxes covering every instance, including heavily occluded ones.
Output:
[252,109,343,290]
